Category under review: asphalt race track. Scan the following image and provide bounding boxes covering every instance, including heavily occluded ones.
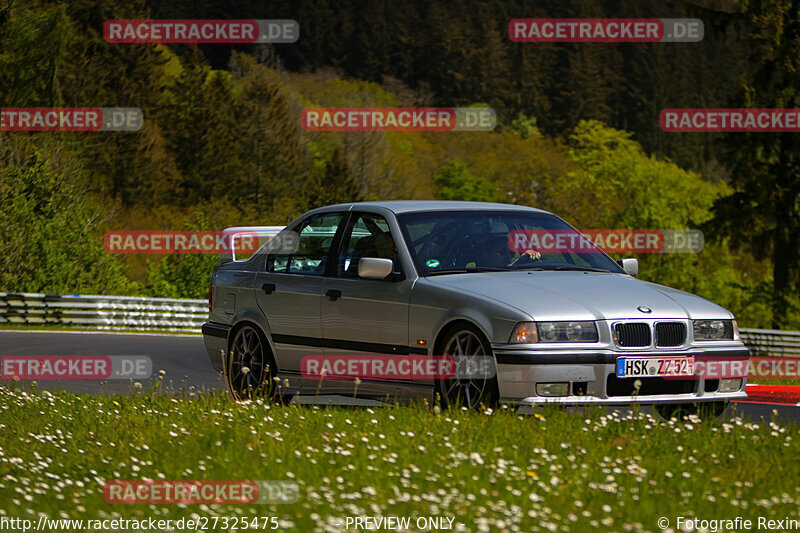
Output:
[1,330,798,421]
[0,330,223,395]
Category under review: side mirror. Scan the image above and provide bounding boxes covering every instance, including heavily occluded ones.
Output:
[617,258,639,277]
[358,257,394,280]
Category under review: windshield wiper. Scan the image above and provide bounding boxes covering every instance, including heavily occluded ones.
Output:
[550,265,611,272]
[426,266,513,276]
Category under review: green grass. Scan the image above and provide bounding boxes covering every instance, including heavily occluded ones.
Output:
[0,385,799,532]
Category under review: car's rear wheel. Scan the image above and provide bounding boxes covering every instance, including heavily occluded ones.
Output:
[227,325,290,404]
[654,400,728,420]
[436,324,499,410]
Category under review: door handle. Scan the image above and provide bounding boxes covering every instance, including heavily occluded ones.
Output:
[325,289,342,301]
[262,283,276,295]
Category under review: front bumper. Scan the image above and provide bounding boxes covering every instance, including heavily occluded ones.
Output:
[494,345,750,405]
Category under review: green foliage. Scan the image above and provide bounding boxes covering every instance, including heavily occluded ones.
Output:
[510,114,541,139]
[556,121,771,326]
[2,388,800,528]
[304,146,361,209]
[228,53,309,219]
[562,120,727,228]
[0,136,136,295]
[58,0,180,205]
[0,3,70,105]
[143,255,215,300]
[142,213,217,299]
[434,160,498,202]
[710,0,800,327]
[0,0,794,329]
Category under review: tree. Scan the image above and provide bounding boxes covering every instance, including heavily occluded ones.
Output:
[510,114,541,139]
[161,58,242,205]
[434,160,498,202]
[711,0,800,327]
[305,146,361,208]
[557,121,769,324]
[231,53,309,220]
[57,0,181,205]
[143,213,217,299]
[0,136,135,295]
[0,3,70,106]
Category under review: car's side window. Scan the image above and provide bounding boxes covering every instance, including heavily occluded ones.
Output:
[336,213,400,278]
[266,213,343,276]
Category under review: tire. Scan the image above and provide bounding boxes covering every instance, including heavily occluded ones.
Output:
[227,324,291,404]
[435,323,499,410]
[654,400,728,420]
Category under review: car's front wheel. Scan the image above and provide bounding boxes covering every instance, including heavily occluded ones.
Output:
[227,325,291,404]
[435,324,499,410]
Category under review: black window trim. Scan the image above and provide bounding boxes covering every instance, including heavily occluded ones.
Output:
[264,211,349,277]
[323,212,351,277]
[332,211,404,281]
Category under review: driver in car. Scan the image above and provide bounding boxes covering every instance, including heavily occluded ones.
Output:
[478,234,541,267]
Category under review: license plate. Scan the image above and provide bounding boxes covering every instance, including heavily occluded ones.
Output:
[616,356,695,378]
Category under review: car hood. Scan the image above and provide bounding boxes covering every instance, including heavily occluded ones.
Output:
[425,271,732,321]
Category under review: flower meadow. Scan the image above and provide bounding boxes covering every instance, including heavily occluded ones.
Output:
[0,382,799,532]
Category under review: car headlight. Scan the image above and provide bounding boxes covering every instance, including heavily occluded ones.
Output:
[693,319,734,341]
[510,321,598,343]
[539,322,557,342]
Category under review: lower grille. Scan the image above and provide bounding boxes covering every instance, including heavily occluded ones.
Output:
[606,375,697,397]
[614,323,651,347]
[655,322,686,347]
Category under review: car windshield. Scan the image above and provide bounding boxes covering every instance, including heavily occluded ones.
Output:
[397,210,625,276]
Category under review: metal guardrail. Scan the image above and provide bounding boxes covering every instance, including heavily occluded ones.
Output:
[739,328,800,358]
[2,292,800,352]
[0,293,207,333]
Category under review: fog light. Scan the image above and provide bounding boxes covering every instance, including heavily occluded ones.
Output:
[536,382,569,397]
[719,379,743,393]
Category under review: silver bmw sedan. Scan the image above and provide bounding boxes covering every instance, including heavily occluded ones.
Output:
[202,201,748,417]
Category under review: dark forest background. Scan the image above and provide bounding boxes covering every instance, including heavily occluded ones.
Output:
[1,0,798,328]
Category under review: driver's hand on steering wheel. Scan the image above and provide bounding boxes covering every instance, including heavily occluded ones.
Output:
[523,249,541,260]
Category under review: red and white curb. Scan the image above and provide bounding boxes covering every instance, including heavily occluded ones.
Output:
[739,384,800,406]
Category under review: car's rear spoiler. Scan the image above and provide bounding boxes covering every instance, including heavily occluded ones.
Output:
[219,226,285,264]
